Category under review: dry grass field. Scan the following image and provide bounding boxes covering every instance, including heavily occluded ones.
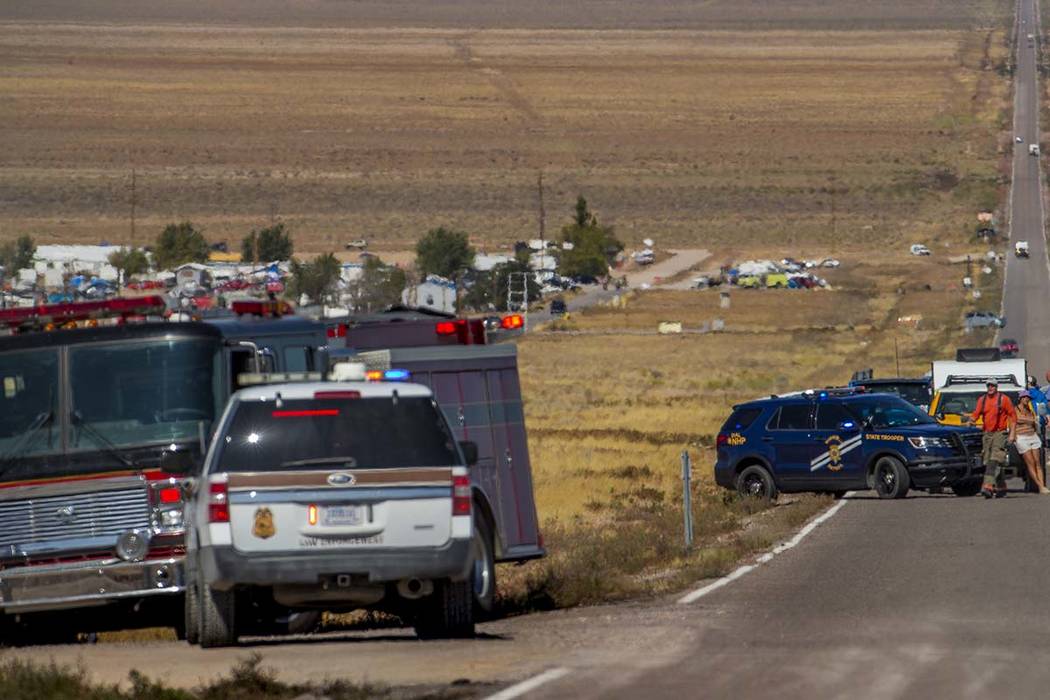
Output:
[0,3,1012,254]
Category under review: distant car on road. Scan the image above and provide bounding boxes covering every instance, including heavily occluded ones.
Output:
[1015,241,1030,257]
[964,311,1006,330]
[1030,144,1040,156]
[910,244,932,256]
[714,390,984,500]
[549,297,567,316]
[1017,136,1025,143]
[998,338,1020,358]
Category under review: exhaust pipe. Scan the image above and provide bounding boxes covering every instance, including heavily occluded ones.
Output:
[397,578,434,600]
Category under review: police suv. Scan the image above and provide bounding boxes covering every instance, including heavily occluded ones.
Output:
[714,390,984,499]
[184,366,483,646]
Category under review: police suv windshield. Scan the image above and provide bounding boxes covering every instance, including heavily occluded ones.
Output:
[216,397,460,472]
[846,395,936,428]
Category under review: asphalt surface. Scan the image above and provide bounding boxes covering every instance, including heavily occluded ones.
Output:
[1002,0,1050,377]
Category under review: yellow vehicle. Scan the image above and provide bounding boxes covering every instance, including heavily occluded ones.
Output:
[929,353,1026,426]
[929,388,1021,426]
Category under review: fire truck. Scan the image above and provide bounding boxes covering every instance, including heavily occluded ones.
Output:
[0,297,328,643]
[0,299,541,643]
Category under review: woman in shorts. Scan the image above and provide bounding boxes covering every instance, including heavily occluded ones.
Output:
[1010,390,1050,494]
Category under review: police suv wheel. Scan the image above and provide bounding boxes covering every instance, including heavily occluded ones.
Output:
[873,457,910,499]
[198,571,239,648]
[736,465,778,500]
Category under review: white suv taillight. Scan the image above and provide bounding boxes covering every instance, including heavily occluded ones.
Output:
[452,475,471,516]
[208,481,229,523]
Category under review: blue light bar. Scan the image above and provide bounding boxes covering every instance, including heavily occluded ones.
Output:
[383,369,411,382]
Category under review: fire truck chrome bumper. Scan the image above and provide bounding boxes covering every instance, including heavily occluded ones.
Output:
[0,557,184,613]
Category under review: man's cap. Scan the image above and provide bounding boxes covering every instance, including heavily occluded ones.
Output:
[1020,389,1031,399]
[987,379,999,387]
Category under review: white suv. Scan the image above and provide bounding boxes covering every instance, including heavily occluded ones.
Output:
[183,376,480,647]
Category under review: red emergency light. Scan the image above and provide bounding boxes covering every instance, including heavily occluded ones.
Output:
[434,318,486,345]
[327,323,348,338]
[231,300,294,318]
[0,296,167,333]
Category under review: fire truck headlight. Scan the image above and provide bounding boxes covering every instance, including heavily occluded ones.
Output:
[116,530,150,562]
[158,508,184,529]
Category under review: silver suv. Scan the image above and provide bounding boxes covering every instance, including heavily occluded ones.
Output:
[183,375,481,647]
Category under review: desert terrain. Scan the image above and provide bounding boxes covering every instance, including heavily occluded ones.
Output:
[0,0,1012,254]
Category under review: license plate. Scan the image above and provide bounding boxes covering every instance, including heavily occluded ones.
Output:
[321,505,365,527]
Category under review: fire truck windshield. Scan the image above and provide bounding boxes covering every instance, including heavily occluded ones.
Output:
[69,339,223,454]
[0,349,60,460]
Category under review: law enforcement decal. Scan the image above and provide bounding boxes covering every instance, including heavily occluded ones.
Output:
[866,433,905,442]
[252,507,276,539]
[810,434,863,472]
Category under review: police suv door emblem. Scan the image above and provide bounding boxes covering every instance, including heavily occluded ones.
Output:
[825,436,844,472]
[252,507,276,539]
[327,472,356,486]
[55,505,76,524]
[810,434,863,472]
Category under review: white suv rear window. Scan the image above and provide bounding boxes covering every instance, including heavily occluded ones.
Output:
[217,397,459,472]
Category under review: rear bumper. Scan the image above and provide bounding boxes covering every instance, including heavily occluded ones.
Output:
[200,539,473,590]
[0,557,183,614]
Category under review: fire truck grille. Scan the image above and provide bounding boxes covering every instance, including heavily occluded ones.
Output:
[0,487,151,553]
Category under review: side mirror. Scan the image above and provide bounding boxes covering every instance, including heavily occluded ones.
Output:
[160,449,196,475]
[935,412,946,421]
[458,440,479,466]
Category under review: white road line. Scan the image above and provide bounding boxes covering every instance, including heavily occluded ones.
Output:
[677,496,850,605]
[483,667,572,700]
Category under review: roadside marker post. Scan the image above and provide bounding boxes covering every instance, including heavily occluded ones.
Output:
[682,450,694,549]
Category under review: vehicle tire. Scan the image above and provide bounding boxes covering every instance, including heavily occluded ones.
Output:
[414,579,474,640]
[472,515,497,616]
[198,573,238,648]
[182,580,200,645]
[872,457,910,499]
[736,464,779,500]
[951,481,981,498]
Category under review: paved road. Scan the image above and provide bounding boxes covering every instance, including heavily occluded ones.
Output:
[1003,0,1050,377]
[533,491,1050,699]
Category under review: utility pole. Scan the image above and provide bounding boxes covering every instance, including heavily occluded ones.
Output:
[537,171,546,270]
[130,168,137,244]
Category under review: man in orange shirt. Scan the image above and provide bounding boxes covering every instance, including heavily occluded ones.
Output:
[966,380,1016,498]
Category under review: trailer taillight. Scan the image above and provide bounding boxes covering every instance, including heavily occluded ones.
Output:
[501,314,524,330]
[434,319,486,345]
[208,481,229,523]
[452,475,472,516]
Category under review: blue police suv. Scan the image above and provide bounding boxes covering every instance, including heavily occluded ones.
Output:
[714,390,984,499]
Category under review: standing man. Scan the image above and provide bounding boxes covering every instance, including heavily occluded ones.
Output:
[967,380,1016,498]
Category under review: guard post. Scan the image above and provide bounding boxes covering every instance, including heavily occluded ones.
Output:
[681,450,694,548]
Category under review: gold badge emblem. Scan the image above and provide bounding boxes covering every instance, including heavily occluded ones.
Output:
[252,507,276,539]
[825,435,843,472]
